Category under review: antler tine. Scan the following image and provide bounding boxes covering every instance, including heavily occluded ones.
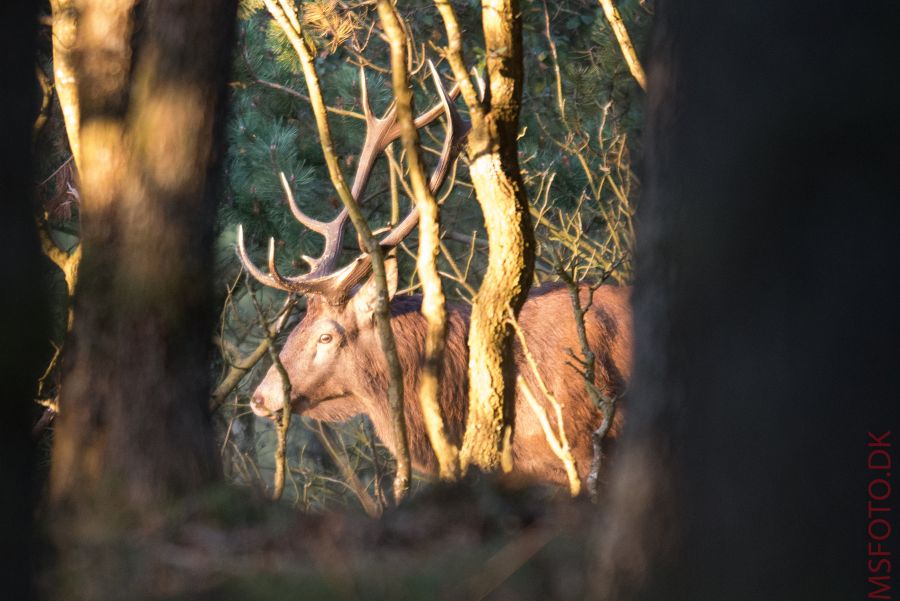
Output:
[426,60,469,192]
[237,171,351,291]
[351,70,399,201]
[234,70,378,293]
[359,65,377,125]
[237,221,350,295]
[236,225,292,292]
[236,65,465,299]
[352,67,462,201]
[379,61,470,248]
[265,236,292,287]
[315,64,472,298]
[265,235,310,290]
[280,172,332,236]
[413,80,462,129]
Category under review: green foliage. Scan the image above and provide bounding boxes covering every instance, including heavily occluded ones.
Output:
[238,0,266,20]
[586,0,649,131]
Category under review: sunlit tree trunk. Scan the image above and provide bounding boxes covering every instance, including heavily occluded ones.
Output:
[462,128,534,473]
[51,0,237,513]
[599,1,900,599]
[0,3,49,598]
[377,0,460,480]
[462,0,535,472]
[436,0,535,473]
[50,0,82,170]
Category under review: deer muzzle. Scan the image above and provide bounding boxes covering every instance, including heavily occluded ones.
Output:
[250,374,288,418]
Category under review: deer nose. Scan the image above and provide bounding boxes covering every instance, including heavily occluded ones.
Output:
[250,392,270,416]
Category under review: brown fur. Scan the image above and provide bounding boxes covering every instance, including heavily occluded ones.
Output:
[252,282,632,488]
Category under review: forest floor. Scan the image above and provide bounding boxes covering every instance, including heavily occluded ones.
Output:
[40,478,609,601]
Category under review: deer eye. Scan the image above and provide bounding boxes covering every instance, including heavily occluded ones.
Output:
[318,333,333,344]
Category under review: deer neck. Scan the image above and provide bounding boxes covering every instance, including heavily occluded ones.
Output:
[355,297,471,474]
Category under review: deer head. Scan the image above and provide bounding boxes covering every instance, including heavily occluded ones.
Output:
[237,63,469,419]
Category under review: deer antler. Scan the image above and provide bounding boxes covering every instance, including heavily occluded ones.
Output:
[237,62,469,301]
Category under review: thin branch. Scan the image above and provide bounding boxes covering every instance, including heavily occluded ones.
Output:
[38,155,74,186]
[508,310,581,496]
[433,0,485,118]
[598,0,646,90]
[248,281,293,501]
[264,0,411,502]
[377,0,460,480]
[238,44,365,120]
[314,422,383,517]
[555,268,617,500]
[249,77,365,120]
[209,295,295,411]
[541,0,567,123]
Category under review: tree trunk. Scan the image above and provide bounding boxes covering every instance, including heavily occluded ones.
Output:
[0,3,49,598]
[51,0,237,513]
[377,0,460,480]
[458,0,535,473]
[600,1,900,599]
[50,0,82,170]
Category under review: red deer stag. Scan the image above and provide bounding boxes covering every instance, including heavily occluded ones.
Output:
[237,65,632,489]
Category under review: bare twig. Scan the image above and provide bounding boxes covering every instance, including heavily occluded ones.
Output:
[238,44,365,120]
[377,0,460,480]
[315,422,383,517]
[555,267,617,500]
[598,0,646,90]
[508,309,581,496]
[541,0,567,123]
[210,295,295,411]
[433,0,484,117]
[363,420,387,508]
[247,281,293,501]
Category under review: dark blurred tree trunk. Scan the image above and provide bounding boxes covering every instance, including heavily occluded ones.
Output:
[601,2,900,599]
[0,3,48,599]
[50,0,237,513]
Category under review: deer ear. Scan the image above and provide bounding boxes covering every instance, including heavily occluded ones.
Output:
[352,255,398,319]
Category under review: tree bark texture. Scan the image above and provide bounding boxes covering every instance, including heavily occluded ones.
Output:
[458,0,536,473]
[0,3,49,598]
[51,0,237,511]
[599,2,900,599]
[50,0,83,170]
